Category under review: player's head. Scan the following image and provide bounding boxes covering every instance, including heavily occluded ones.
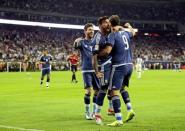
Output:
[109,15,120,27]
[43,49,48,56]
[84,23,94,39]
[98,16,111,34]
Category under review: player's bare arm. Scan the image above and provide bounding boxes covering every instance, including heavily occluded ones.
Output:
[98,45,112,58]
[92,54,103,78]
[124,23,136,36]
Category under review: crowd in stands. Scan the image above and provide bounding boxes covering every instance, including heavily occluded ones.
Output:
[133,36,185,62]
[0,25,184,71]
[0,0,184,25]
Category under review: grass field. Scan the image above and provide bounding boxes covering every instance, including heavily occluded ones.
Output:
[0,70,185,131]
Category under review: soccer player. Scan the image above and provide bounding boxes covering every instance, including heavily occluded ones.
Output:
[92,16,114,124]
[74,23,100,120]
[40,49,52,88]
[136,55,143,78]
[97,15,136,126]
[67,52,79,83]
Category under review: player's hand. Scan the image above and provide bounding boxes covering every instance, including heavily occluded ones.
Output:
[95,71,104,78]
[124,23,132,28]
[74,37,83,43]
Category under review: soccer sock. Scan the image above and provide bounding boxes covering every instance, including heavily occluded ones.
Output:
[92,94,97,114]
[95,105,102,115]
[84,94,90,113]
[72,74,75,81]
[112,95,122,122]
[40,78,43,85]
[115,113,122,122]
[107,90,113,109]
[95,90,106,114]
[73,73,77,81]
[46,78,50,87]
[47,78,50,82]
[96,90,106,106]
[120,89,132,111]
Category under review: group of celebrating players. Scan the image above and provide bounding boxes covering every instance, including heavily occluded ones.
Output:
[38,14,136,126]
[74,15,136,126]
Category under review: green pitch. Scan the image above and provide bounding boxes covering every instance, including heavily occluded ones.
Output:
[0,70,185,131]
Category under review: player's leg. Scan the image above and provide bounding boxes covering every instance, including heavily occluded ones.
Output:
[71,65,74,82]
[94,75,106,124]
[46,69,50,88]
[40,69,45,85]
[107,89,114,115]
[92,89,98,119]
[83,72,93,120]
[138,64,142,78]
[84,87,93,120]
[95,68,112,117]
[136,64,141,78]
[73,65,78,82]
[107,89,123,126]
[95,88,106,117]
[91,73,100,118]
[107,66,124,126]
[120,65,135,122]
[71,65,78,83]
[105,66,114,115]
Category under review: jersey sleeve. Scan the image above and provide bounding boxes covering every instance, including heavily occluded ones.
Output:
[107,33,115,47]
[92,33,101,55]
[50,55,52,61]
[74,39,83,50]
[40,56,44,62]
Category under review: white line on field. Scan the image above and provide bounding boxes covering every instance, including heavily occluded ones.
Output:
[0,125,45,131]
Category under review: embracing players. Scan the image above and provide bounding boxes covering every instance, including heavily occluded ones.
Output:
[96,15,136,126]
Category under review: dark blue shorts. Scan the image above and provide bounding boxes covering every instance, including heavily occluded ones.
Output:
[71,65,77,72]
[42,68,50,76]
[82,72,100,90]
[109,64,133,90]
[99,63,111,89]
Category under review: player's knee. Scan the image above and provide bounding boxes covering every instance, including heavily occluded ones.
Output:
[85,88,92,96]
[110,90,120,97]
[93,89,99,96]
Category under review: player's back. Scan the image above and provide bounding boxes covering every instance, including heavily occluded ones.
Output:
[108,30,133,65]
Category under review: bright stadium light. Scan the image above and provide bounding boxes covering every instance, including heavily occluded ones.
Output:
[177,33,181,36]
[0,18,138,32]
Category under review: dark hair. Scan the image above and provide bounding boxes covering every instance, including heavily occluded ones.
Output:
[98,16,109,25]
[109,15,120,27]
[84,23,94,31]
